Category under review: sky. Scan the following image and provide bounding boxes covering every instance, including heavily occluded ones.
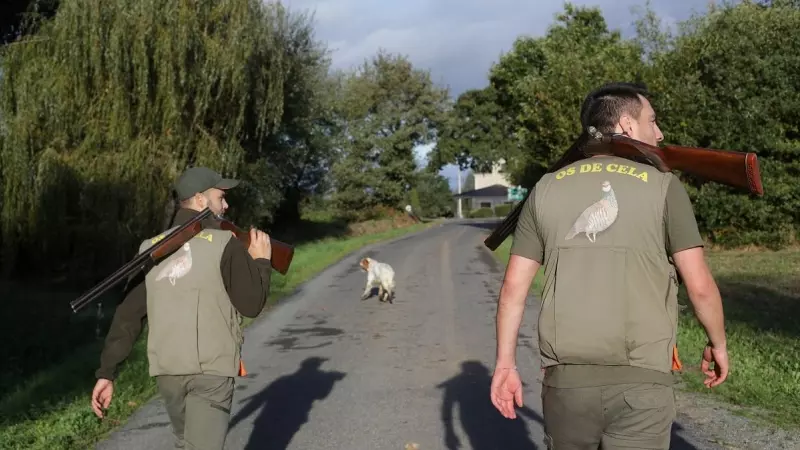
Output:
[280,0,717,191]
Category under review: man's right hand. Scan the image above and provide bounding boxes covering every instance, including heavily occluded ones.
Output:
[248,227,272,260]
[490,367,524,419]
[701,344,729,388]
[91,378,114,418]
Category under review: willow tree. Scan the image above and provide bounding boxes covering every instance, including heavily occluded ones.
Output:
[0,0,330,282]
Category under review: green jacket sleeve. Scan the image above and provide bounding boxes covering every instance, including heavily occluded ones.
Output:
[95,272,148,380]
[220,238,272,318]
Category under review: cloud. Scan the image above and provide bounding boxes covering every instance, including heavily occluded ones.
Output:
[279,0,715,190]
[282,0,711,96]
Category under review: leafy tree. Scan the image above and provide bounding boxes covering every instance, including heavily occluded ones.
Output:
[637,0,800,247]
[330,50,450,218]
[433,0,799,248]
[428,85,515,175]
[463,171,475,192]
[431,3,646,186]
[413,171,453,218]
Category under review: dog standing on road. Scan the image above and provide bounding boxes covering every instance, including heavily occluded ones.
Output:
[359,257,396,304]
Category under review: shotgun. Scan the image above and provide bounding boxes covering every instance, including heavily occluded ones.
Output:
[70,208,295,313]
[483,127,765,251]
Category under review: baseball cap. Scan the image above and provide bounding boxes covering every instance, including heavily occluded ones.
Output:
[174,166,240,200]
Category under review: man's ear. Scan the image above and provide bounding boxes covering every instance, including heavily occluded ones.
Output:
[195,192,208,209]
[617,115,634,136]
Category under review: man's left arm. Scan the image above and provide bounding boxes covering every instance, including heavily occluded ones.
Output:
[495,190,543,369]
[220,238,272,318]
[96,272,148,381]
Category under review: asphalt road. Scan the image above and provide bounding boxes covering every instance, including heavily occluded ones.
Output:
[95,219,721,450]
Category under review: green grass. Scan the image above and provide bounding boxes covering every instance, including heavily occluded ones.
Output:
[0,220,437,450]
[675,248,800,429]
[491,236,544,294]
[491,236,800,429]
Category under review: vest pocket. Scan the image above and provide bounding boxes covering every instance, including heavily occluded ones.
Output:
[147,288,202,375]
[549,246,629,365]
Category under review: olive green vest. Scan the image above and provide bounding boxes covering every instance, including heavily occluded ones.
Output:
[533,155,680,374]
[139,228,243,377]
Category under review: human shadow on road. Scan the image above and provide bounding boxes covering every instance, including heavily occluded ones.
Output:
[670,422,704,450]
[437,360,543,449]
[228,357,346,450]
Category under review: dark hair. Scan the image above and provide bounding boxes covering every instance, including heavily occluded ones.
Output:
[580,82,650,134]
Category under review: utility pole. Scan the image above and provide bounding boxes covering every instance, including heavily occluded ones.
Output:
[457,169,463,219]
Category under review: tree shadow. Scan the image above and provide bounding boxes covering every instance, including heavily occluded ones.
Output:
[459,219,503,232]
[267,217,350,247]
[228,357,346,450]
[437,360,543,449]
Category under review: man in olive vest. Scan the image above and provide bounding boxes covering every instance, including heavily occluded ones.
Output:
[90,166,273,450]
[490,82,729,449]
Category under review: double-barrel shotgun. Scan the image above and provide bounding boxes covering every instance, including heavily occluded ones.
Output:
[69,208,295,313]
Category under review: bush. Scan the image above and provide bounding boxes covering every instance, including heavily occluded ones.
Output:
[494,203,513,217]
[468,207,495,218]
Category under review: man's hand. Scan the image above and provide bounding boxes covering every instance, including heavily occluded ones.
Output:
[91,378,114,418]
[701,343,729,388]
[248,227,272,260]
[490,367,523,419]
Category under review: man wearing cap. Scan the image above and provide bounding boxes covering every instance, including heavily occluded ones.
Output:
[89,166,273,450]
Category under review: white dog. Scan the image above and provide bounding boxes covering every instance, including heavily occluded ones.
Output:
[359,257,396,303]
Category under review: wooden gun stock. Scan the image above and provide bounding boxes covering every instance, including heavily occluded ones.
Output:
[663,146,763,196]
[483,131,765,251]
[588,133,764,196]
[151,222,205,260]
[217,219,295,275]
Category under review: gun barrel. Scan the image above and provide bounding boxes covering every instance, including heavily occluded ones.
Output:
[69,208,213,314]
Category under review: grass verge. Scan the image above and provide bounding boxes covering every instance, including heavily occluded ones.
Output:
[675,248,800,429]
[0,220,437,450]
[491,235,800,429]
[490,236,544,293]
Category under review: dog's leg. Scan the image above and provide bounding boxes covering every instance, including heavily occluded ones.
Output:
[386,279,395,304]
[378,285,386,302]
[361,272,374,300]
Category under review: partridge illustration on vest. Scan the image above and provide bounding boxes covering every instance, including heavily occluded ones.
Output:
[155,242,193,285]
[565,180,619,242]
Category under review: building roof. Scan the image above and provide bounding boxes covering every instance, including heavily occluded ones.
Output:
[453,184,509,198]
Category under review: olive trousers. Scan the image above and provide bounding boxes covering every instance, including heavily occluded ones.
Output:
[541,382,676,449]
[156,374,235,450]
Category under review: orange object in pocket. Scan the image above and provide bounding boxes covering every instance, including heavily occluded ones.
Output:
[672,345,683,371]
[238,359,248,377]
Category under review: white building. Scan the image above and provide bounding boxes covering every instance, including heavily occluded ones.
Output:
[454,158,515,215]
[473,158,512,191]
